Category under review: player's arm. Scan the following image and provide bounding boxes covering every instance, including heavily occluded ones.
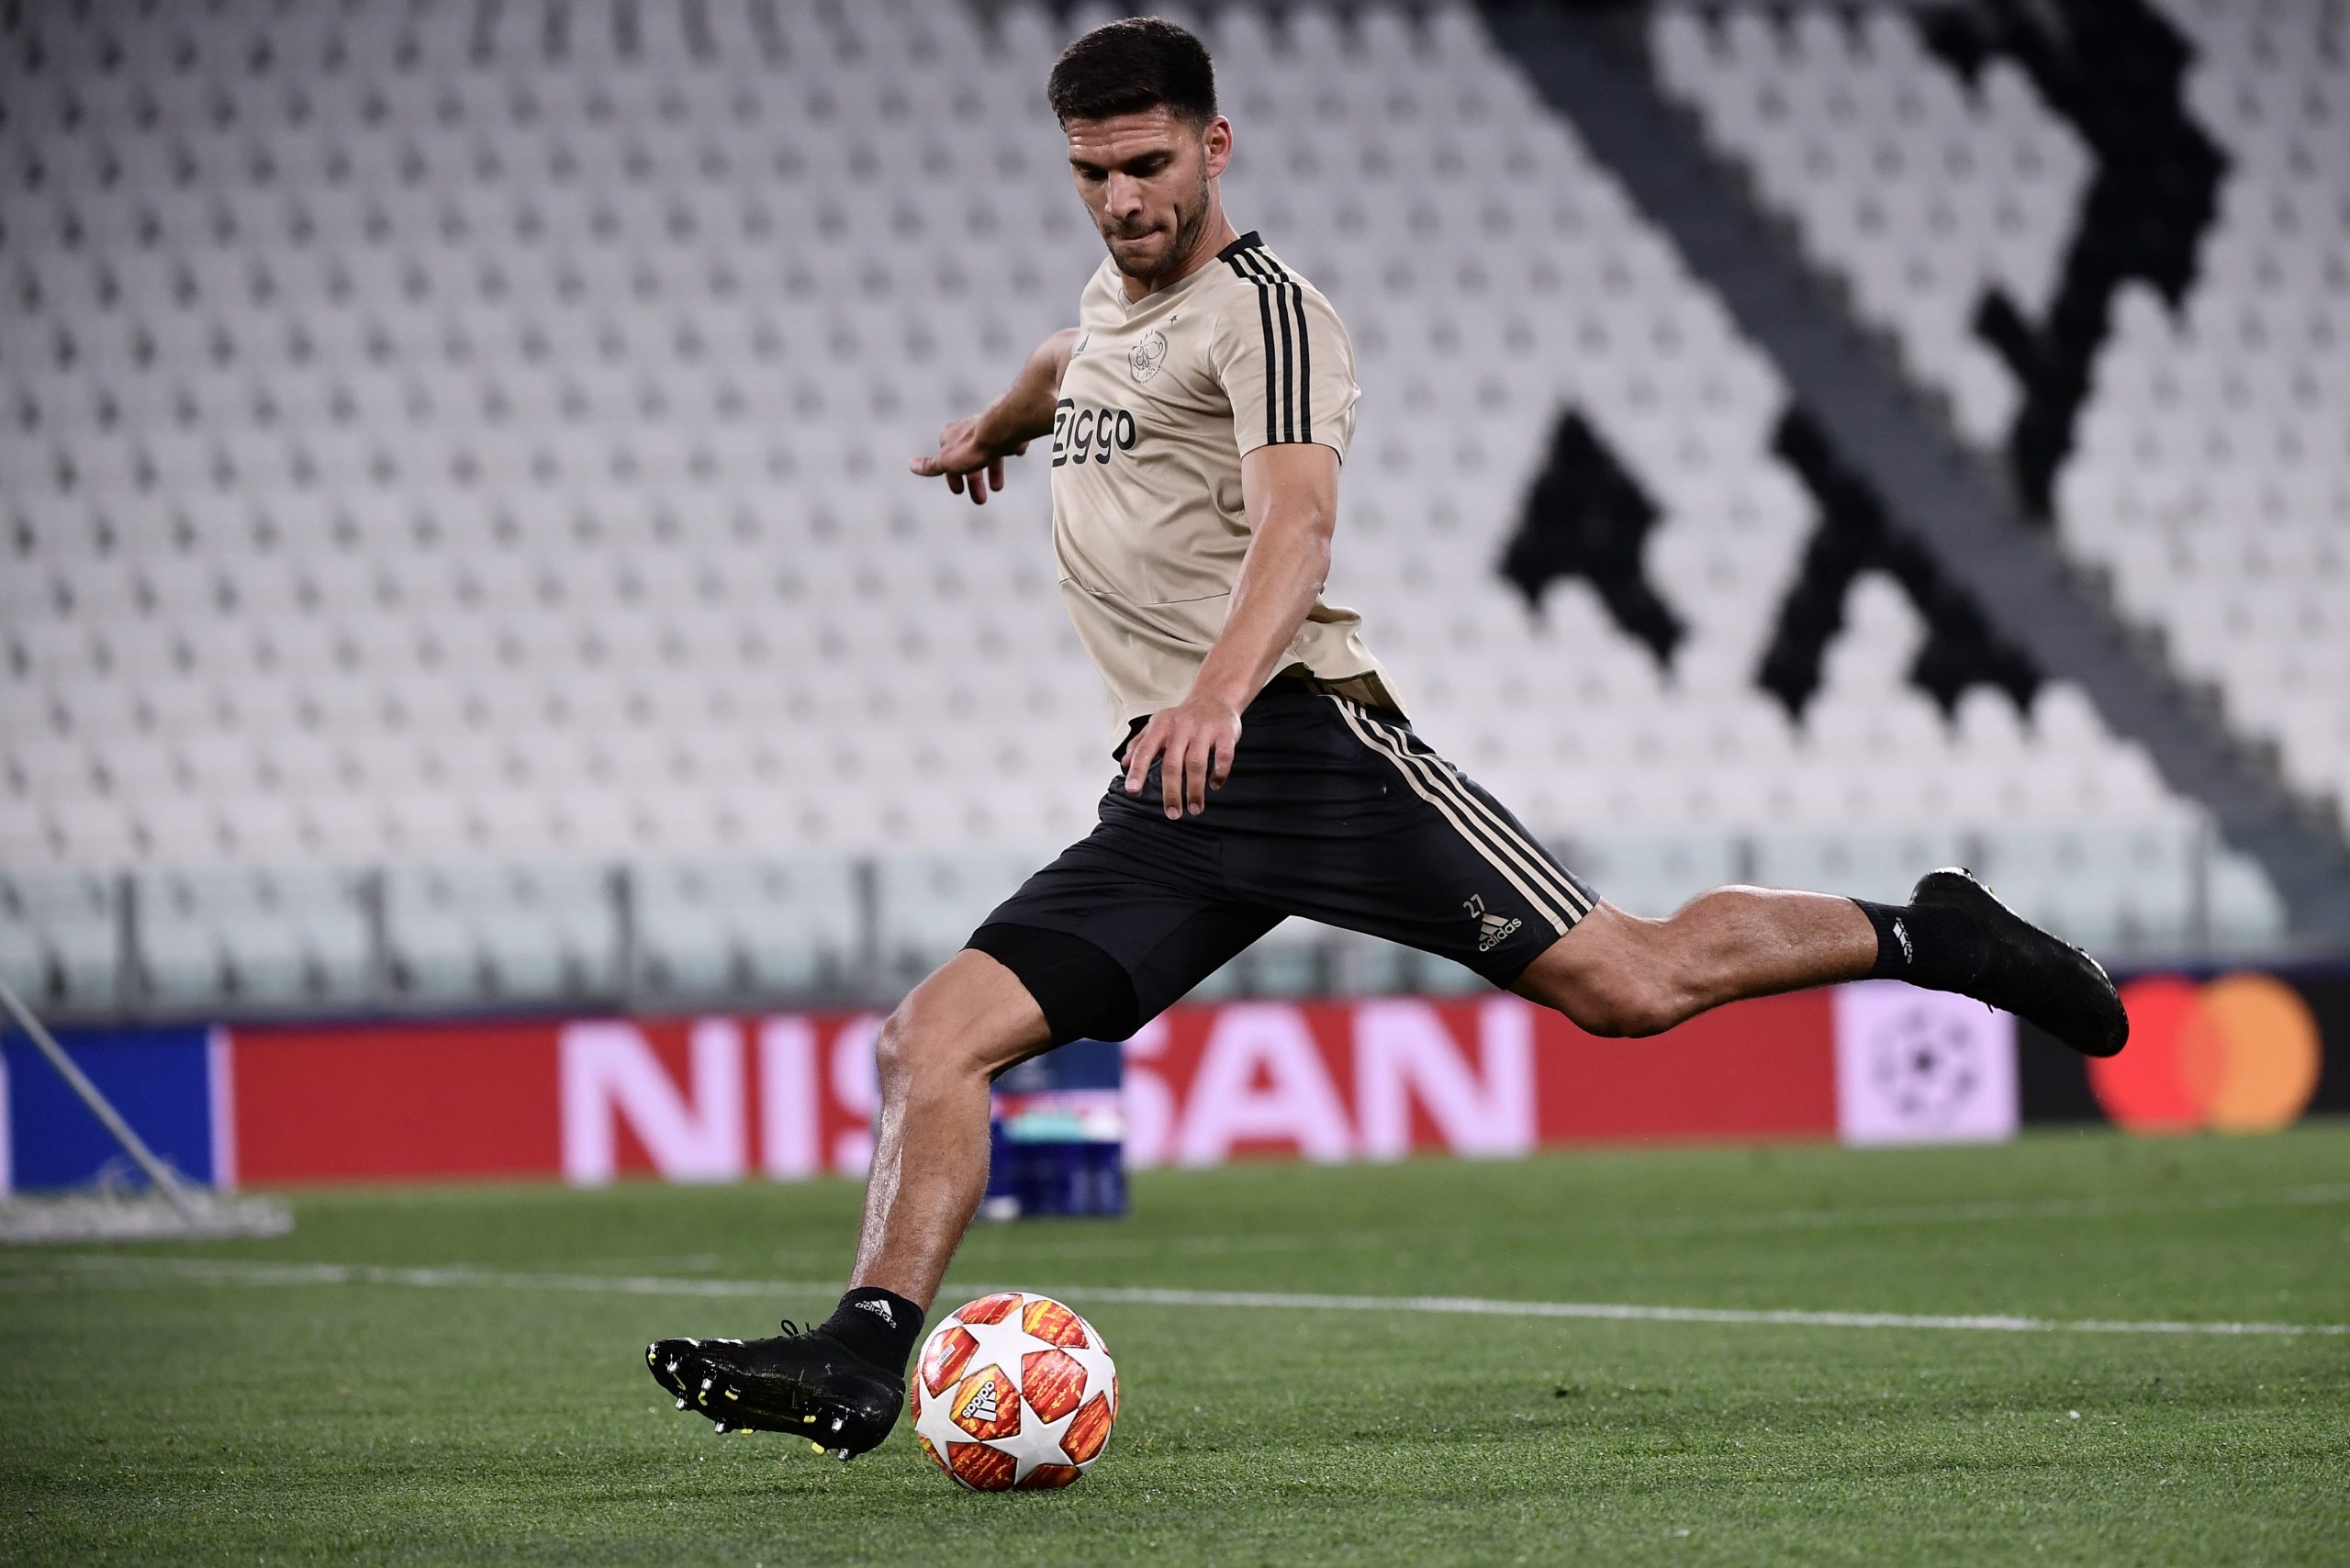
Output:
[1123,442,1338,819]
[908,327,1080,506]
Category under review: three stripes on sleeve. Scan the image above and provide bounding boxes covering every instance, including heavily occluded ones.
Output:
[1222,244,1312,445]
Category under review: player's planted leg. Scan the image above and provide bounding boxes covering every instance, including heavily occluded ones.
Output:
[646,950,1052,1457]
[845,950,1056,1305]
[1514,873,2125,1056]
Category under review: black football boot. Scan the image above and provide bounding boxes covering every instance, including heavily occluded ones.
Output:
[647,1321,903,1461]
[1909,867,2129,1058]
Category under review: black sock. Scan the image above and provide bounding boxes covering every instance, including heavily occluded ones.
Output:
[816,1287,925,1371]
[1852,899,1990,993]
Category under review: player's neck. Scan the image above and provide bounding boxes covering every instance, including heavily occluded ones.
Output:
[1120,213,1243,303]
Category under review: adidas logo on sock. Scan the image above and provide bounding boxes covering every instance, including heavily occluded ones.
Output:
[1893,917,1914,965]
[853,1298,896,1327]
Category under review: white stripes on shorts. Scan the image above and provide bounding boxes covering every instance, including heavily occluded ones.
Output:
[1326,695,1594,935]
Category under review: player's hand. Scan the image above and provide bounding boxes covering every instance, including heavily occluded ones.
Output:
[909,416,1027,506]
[1123,695,1243,820]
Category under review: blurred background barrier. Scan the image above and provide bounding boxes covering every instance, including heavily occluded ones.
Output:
[6,965,2341,1195]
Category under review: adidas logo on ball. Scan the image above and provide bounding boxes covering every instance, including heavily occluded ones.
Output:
[910,1292,1121,1492]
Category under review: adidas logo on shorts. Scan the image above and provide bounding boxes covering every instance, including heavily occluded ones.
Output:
[1465,894,1522,954]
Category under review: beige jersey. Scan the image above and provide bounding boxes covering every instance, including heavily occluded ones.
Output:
[1048,230,1403,730]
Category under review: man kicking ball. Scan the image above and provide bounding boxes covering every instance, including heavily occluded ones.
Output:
[647,17,2125,1459]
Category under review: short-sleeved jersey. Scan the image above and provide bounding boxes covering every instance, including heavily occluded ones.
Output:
[1048,230,1403,730]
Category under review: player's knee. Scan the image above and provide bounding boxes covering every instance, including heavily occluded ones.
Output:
[871,1005,921,1097]
[1541,962,1686,1039]
[872,999,988,1097]
[1572,987,1682,1039]
[875,977,1034,1097]
[1513,907,1701,1043]
[1519,915,1691,1037]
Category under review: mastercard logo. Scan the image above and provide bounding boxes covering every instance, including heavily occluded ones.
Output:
[2088,974,2323,1134]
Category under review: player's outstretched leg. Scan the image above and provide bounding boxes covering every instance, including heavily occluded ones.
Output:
[646,949,1051,1459]
[1513,868,2126,1057]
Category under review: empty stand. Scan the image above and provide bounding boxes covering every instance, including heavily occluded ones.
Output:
[0,0,2295,1018]
[1653,0,2350,852]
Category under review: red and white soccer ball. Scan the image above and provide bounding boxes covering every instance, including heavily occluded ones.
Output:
[910,1292,1119,1491]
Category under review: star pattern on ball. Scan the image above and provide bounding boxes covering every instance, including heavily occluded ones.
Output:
[1063,1340,1117,1411]
[912,1362,986,1464]
[981,1395,1083,1485]
[952,1299,1061,1383]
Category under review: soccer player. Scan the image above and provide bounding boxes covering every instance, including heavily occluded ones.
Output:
[648,17,2125,1458]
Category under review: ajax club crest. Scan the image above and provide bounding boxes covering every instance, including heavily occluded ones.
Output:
[1129,330,1169,383]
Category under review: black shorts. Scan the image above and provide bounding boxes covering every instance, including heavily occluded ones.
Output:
[967,678,1599,1045]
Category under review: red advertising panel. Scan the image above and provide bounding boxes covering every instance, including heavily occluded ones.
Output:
[223,992,1841,1187]
[1532,992,1837,1143]
[233,1021,562,1184]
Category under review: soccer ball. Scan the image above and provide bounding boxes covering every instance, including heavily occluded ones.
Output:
[910,1292,1119,1491]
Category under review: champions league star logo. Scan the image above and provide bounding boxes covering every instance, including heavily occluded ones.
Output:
[1129,330,1169,383]
[1863,1001,1986,1129]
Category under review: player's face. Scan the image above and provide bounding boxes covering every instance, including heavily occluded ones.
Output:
[1066,107,1232,286]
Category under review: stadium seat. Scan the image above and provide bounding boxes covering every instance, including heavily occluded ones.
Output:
[137,866,375,1011]
[0,868,124,1012]
[385,861,619,1004]
[632,854,864,999]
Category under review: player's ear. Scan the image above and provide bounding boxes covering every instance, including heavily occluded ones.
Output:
[1201,115,1233,180]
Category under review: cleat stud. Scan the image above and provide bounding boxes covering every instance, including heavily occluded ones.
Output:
[675,1398,688,1410]
[713,1422,729,1434]
[833,1449,851,1463]
[830,1417,844,1433]
[723,1389,740,1402]
[801,1414,816,1425]
[809,1441,825,1455]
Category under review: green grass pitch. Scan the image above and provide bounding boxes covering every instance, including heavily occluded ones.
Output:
[5,1124,2346,1565]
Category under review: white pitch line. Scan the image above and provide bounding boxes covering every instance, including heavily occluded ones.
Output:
[22,1254,2346,1338]
[1060,1286,2350,1338]
[31,1256,834,1299]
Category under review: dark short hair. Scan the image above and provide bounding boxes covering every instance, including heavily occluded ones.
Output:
[1046,16,1218,127]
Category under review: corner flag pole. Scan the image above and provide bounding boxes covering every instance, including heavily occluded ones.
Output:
[0,977,201,1221]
